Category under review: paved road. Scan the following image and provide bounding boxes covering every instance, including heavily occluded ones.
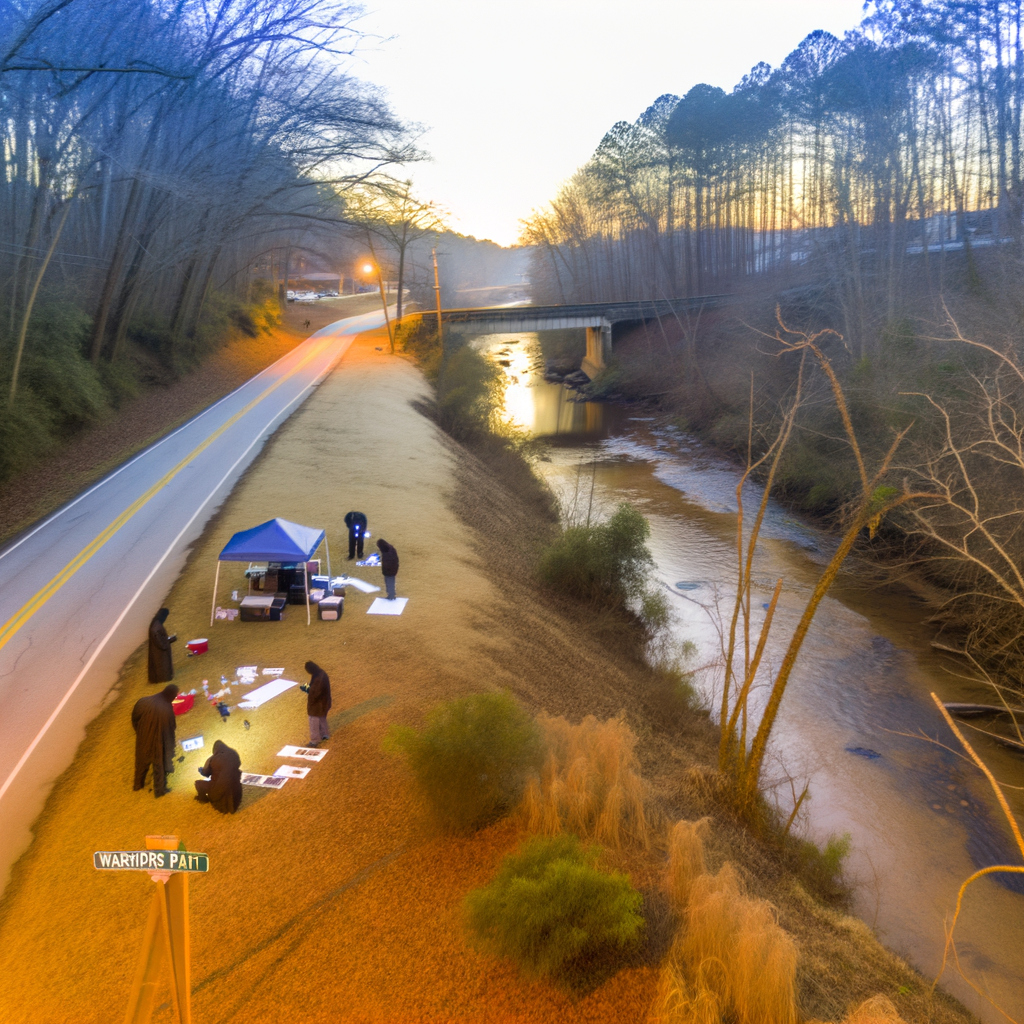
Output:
[0,308,387,895]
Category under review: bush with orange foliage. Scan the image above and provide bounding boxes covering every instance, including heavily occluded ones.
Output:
[649,819,798,1024]
[519,712,650,849]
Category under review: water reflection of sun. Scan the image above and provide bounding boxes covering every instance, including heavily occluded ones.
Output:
[501,346,536,431]
[475,333,539,432]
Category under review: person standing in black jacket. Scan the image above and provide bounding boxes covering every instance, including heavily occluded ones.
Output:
[344,511,368,560]
[376,538,399,600]
[300,660,332,747]
[131,684,178,796]
[148,608,176,682]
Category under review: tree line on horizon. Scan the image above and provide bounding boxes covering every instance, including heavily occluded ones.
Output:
[522,0,1024,355]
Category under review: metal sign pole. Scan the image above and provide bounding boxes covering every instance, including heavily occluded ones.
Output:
[96,835,204,1024]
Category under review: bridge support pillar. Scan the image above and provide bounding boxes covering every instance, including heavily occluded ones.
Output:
[581,322,612,379]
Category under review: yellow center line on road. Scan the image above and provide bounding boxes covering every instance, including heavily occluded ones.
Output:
[0,334,334,655]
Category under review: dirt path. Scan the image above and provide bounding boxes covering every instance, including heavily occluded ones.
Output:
[0,328,980,1024]
[0,296,382,546]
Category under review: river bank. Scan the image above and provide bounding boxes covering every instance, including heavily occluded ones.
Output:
[462,324,1023,1022]
[0,325,980,1022]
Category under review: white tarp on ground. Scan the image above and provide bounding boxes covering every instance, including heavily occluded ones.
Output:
[331,575,380,593]
[237,678,298,708]
[367,597,408,616]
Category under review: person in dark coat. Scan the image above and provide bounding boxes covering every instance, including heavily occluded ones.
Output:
[195,740,243,813]
[300,660,332,746]
[148,608,176,683]
[132,684,178,797]
[376,538,399,600]
[344,511,368,560]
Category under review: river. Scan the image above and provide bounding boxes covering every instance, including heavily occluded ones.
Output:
[474,330,1024,1023]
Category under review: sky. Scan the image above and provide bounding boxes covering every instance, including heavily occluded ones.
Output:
[352,0,868,247]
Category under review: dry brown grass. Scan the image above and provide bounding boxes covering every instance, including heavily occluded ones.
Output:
[650,822,798,1024]
[805,995,911,1024]
[664,817,710,912]
[520,711,651,849]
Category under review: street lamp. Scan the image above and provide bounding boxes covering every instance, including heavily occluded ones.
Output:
[361,259,394,353]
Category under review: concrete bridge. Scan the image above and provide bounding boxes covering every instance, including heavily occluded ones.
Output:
[408,296,730,378]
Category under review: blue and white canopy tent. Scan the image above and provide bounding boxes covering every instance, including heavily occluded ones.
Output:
[211,518,330,626]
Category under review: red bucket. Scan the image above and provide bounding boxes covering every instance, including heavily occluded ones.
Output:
[186,638,208,656]
[172,693,194,716]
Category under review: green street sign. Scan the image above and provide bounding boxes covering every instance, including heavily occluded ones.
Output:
[93,850,209,872]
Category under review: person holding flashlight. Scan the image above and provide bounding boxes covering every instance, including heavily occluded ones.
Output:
[344,510,368,560]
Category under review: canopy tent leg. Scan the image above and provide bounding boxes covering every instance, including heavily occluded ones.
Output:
[210,561,221,627]
[305,568,310,626]
[324,537,331,582]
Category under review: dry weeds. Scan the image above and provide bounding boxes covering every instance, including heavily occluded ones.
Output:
[651,822,798,1024]
[520,712,651,849]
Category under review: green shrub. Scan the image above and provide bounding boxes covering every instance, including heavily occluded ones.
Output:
[583,364,623,400]
[794,831,851,905]
[396,316,442,376]
[465,834,644,984]
[1,302,113,481]
[383,691,543,832]
[435,344,501,439]
[538,502,654,609]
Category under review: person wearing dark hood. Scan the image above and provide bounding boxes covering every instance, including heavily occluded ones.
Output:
[300,661,332,747]
[344,510,368,560]
[195,740,243,813]
[131,684,178,797]
[376,538,399,600]
[148,608,176,683]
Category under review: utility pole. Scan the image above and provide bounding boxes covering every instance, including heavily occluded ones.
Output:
[373,263,394,353]
[432,246,444,352]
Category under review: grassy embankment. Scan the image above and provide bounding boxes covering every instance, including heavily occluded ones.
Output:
[0,325,978,1022]
[0,294,382,547]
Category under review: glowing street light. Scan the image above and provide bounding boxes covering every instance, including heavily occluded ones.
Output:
[359,258,394,353]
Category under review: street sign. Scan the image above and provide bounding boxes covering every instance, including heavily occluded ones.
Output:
[94,850,209,872]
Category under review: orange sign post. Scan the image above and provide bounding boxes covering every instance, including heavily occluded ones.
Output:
[93,834,207,1024]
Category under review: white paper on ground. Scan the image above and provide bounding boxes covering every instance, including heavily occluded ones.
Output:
[237,678,298,708]
[330,575,380,594]
[356,553,380,567]
[237,666,257,674]
[241,773,288,789]
[278,745,328,761]
[367,597,408,616]
[262,667,285,676]
[274,764,310,779]
[181,736,204,752]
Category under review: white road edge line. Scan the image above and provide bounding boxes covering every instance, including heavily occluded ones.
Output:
[0,333,355,804]
[0,310,381,564]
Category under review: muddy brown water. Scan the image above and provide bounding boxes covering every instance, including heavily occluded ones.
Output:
[474,331,1024,1023]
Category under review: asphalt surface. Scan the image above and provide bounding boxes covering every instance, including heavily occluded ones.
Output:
[0,308,387,895]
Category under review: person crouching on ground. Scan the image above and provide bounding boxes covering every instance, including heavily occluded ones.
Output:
[376,538,399,600]
[148,607,176,682]
[301,660,331,747]
[344,510,368,560]
[195,739,243,813]
[132,684,178,797]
